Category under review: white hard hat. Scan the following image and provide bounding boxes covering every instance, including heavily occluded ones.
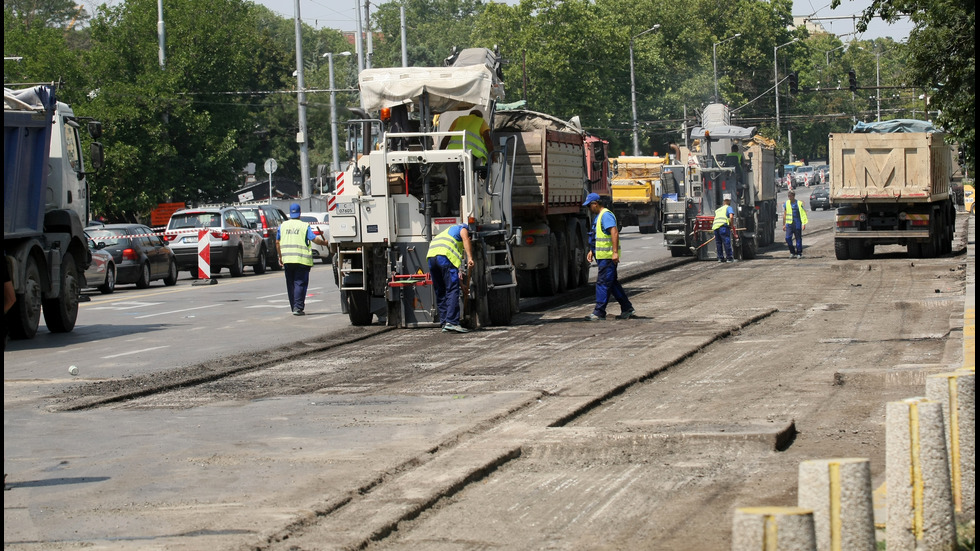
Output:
[723,194,732,201]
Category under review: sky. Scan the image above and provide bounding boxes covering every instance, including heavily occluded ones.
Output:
[83,0,914,42]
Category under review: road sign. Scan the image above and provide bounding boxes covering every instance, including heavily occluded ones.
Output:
[264,158,278,174]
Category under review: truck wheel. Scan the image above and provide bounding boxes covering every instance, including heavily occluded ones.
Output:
[487,288,514,326]
[834,239,850,260]
[555,232,569,293]
[566,228,583,289]
[42,251,80,333]
[536,234,560,296]
[516,270,538,298]
[347,290,373,326]
[575,223,590,286]
[229,249,245,277]
[670,246,686,257]
[11,256,44,339]
[907,241,922,258]
[847,239,866,260]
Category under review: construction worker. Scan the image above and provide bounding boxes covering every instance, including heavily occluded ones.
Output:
[783,190,809,258]
[712,196,736,263]
[426,224,475,333]
[584,193,636,321]
[445,109,491,162]
[276,203,328,316]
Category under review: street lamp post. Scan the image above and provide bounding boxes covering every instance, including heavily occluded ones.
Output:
[773,37,799,141]
[323,52,353,174]
[712,33,741,101]
[826,44,847,66]
[293,0,312,198]
[630,24,660,156]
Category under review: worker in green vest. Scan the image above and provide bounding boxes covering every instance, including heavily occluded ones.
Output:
[276,203,328,315]
[583,193,635,321]
[783,190,809,258]
[712,196,736,263]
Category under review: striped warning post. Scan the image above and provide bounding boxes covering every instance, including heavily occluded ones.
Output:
[925,371,975,517]
[329,171,345,212]
[732,506,816,551]
[886,397,956,551]
[192,229,217,286]
[798,458,875,551]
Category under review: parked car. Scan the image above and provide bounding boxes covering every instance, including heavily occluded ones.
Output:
[792,165,815,188]
[237,204,287,270]
[809,186,831,211]
[165,206,266,277]
[299,211,332,263]
[87,224,178,288]
[83,232,117,294]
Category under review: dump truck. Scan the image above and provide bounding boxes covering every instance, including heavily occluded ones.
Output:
[661,103,777,260]
[610,156,663,234]
[830,119,956,260]
[4,85,104,338]
[329,48,518,328]
[493,109,611,297]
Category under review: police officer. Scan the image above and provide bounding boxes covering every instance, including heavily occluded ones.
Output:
[584,193,636,321]
[783,190,809,258]
[426,224,475,333]
[276,203,328,316]
[712,196,736,263]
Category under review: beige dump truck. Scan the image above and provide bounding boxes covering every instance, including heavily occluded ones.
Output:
[830,120,956,260]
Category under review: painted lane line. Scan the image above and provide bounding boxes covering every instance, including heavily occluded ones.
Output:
[134,304,222,319]
[103,345,169,359]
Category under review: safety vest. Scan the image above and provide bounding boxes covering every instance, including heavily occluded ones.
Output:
[447,115,489,161]
[712,205,732,230]
[784,199,809,225]
[279,219,313,266]
[427,226,465,268]
[594,208,619,260]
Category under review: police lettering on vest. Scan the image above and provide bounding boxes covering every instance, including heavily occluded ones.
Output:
[279,219,314,266]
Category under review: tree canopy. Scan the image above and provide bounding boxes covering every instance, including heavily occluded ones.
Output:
[4,0,972,221]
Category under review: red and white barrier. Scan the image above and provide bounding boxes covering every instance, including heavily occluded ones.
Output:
[329,171,345,212]
[197,229,211,279]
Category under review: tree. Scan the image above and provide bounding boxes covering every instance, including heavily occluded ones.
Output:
[4,0,88,30]
[836,0,975,166]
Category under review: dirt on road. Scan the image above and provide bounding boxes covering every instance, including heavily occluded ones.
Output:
[4,215,971,551]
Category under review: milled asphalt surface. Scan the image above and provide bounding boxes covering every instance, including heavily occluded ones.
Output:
[3,212,973,551]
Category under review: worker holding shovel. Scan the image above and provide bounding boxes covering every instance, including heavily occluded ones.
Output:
[712,196,736,263]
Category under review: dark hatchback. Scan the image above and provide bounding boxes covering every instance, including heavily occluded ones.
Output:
[809,186,832,211]
[87,224,179,288]
[237,204,287,271]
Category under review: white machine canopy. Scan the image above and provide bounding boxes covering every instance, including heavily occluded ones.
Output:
[358,65,504,113]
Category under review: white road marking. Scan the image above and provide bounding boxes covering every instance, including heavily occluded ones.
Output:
[134,304,222,319]
[103,345,169,359]
[89,301,163,311]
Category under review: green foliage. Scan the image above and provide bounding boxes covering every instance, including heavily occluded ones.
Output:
[4,0,88,30]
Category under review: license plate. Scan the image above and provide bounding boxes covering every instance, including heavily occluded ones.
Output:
[335,202,356,215]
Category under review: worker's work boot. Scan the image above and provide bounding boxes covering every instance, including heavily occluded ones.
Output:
[584,314,605,321]
[616,309,636,320]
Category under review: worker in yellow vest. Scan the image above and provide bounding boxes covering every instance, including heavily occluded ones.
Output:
[583,193,635,321]
[783,190,809,258]
[426,224,475,333]
[712,196,736,263]
[276,203,328,315]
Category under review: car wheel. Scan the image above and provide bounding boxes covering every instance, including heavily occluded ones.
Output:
[99,263,116,294]
[163,259,178,286]
[135,262,151,288]
[253,247,267,274]
[229,249,244,277]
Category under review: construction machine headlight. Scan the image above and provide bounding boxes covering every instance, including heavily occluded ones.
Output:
[898,212,908,221]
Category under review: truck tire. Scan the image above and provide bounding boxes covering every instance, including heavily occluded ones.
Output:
[566,227,583,290]
[575,223,590,287]
[907,241,922,258]
[10,256,44,339]
[42,251,80,333]
[536,234,561,296]
[834,239,850,260]
[487,288,514,326]
[555,232,569,293]
[847,239,867,260]
[740,213,759,260]
[347,290,373,326]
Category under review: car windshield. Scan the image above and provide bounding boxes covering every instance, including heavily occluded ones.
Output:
[169,212,221,229]
[88,228,130,246]
[239,210,261,224]
[798,167,813,173]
